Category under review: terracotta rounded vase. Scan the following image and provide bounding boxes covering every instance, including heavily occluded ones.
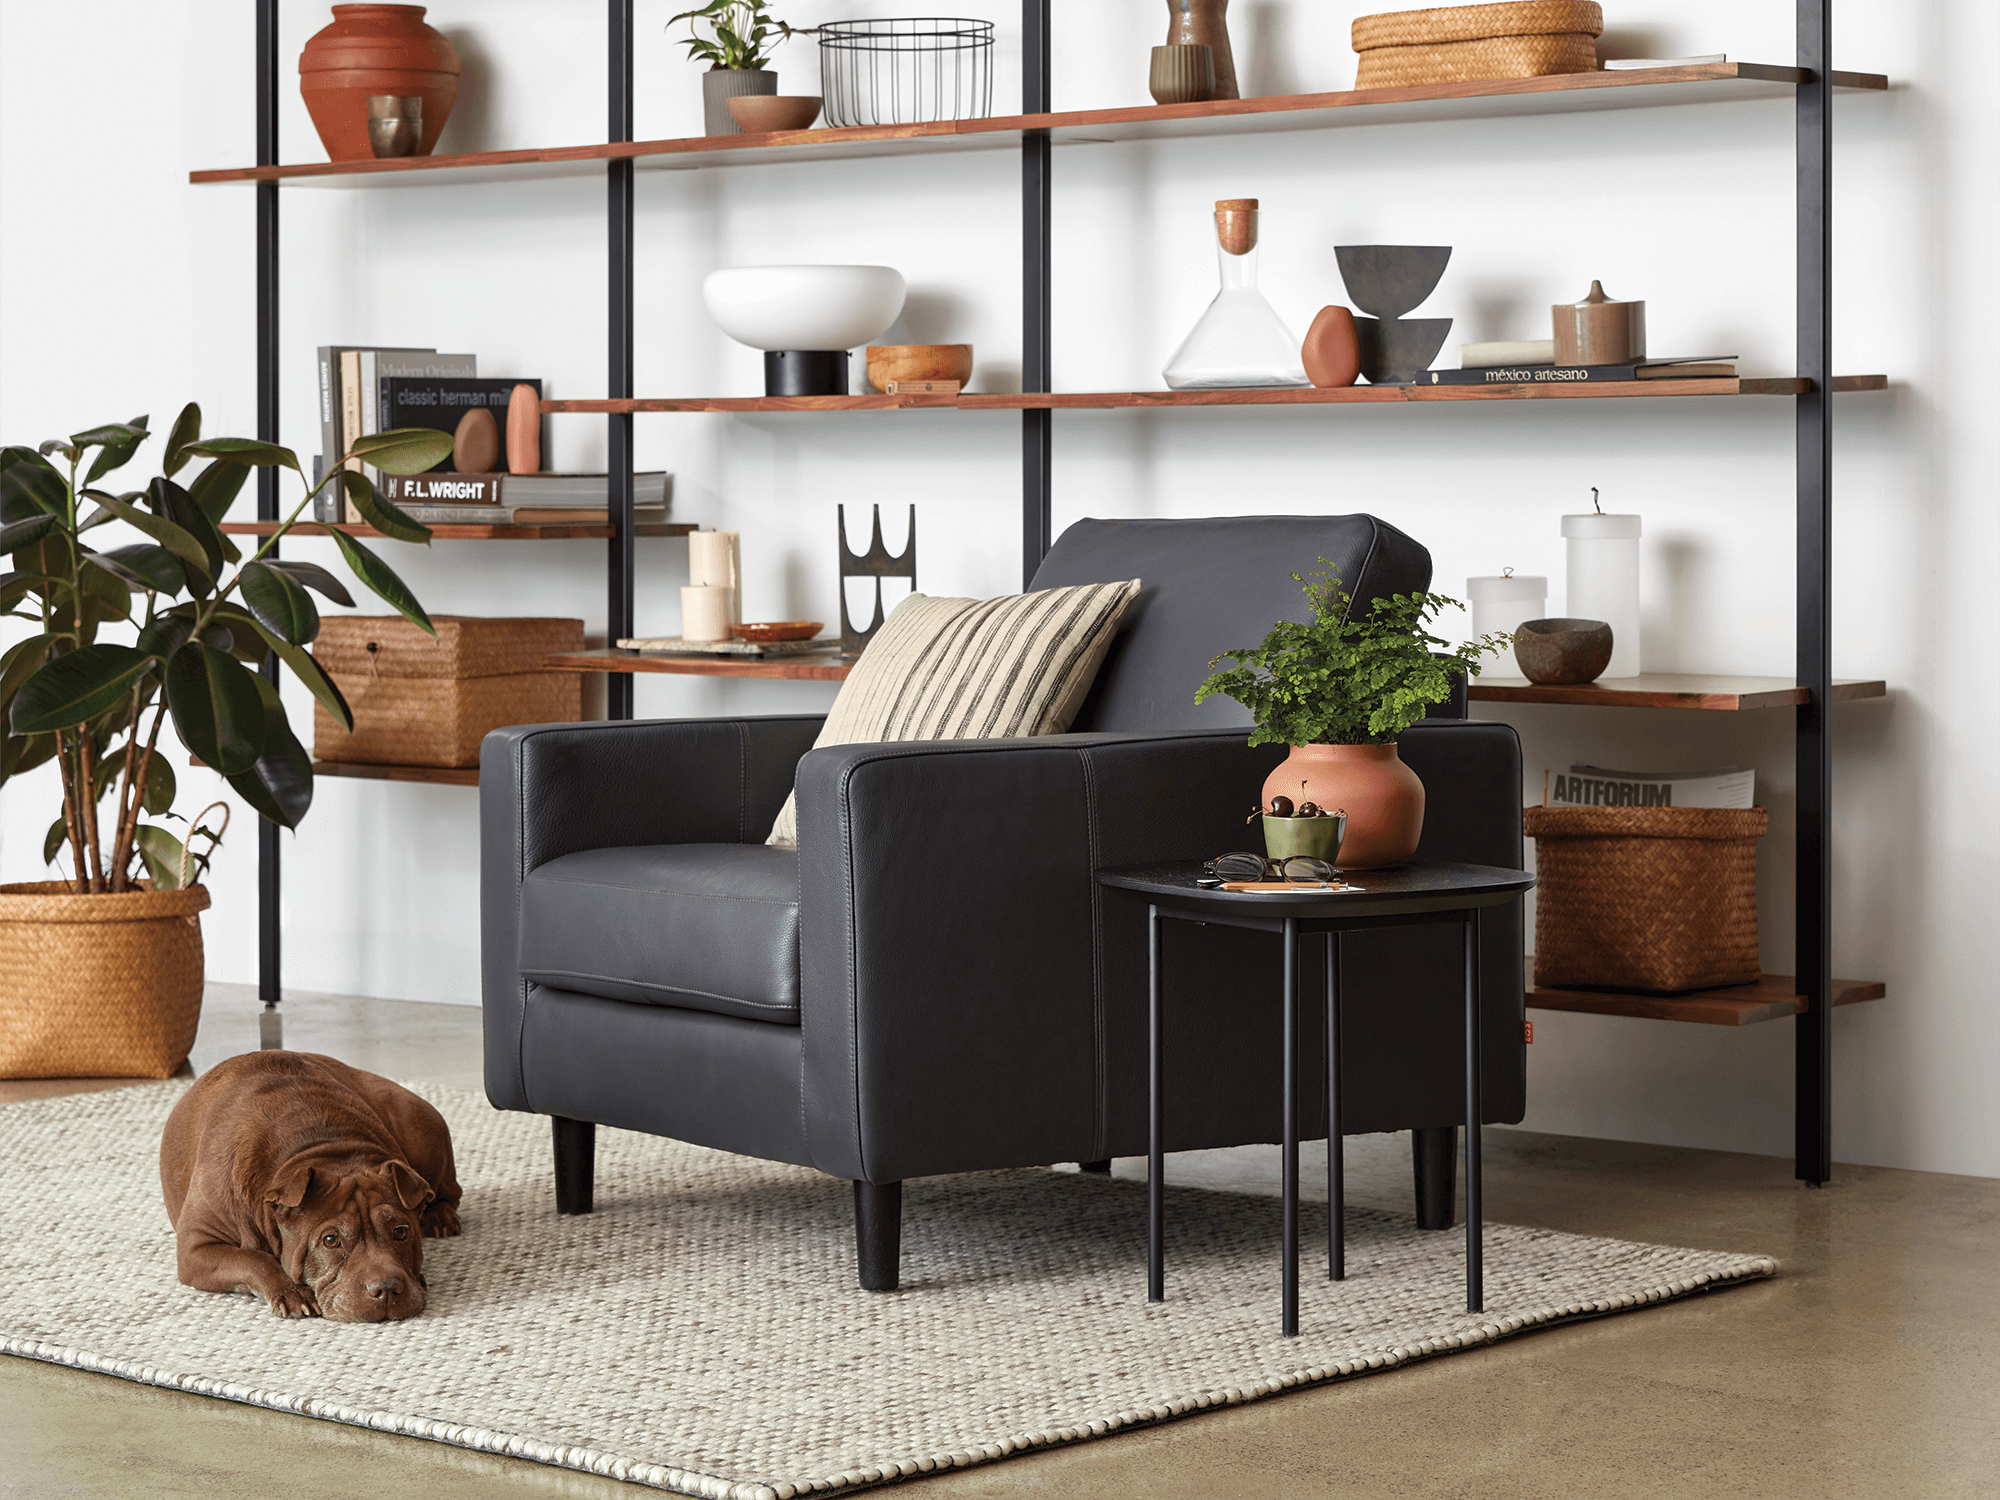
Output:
[300,5,460,162]
[1302,306,1362,388]
[1261,744,1424,869]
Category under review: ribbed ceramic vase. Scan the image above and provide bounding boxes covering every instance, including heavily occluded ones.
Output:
[1261,744,1424,869]
[703,68,778,136]
[299,4,460,161]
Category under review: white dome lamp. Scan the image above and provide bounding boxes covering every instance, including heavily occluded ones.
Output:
[702,265,908,396]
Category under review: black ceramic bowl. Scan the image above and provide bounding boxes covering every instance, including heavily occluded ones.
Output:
[1335,245,1453,319]
[1513,618,1614,685]
[1355,316,1453,385]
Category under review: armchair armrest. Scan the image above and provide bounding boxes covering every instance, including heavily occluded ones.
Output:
[480,714,824,1110]
[792,729,1283,1182]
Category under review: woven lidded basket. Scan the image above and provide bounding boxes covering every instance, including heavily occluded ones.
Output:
[313,615,585,769]
[0,881,209,1079]
[1525,805,1767,993]
[1353,1,1603,89]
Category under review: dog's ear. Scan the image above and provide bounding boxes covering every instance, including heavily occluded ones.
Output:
[266,1164,314,1211]
[384,1160,435,1211]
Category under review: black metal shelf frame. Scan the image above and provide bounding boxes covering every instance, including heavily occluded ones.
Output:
[247,0,1844,1182]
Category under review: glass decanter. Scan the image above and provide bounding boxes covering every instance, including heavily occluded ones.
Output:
[1163,199,1309,390]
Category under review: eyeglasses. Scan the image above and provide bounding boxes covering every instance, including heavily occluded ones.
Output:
[1201,851,1340,883]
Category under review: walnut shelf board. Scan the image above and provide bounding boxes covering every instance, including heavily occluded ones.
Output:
[189,65,1888,189]
[219,521,694,541]
[312,760,478,788]
[1471,674,1888,710]
[543,649,854,682]
[1526,964,1886,1026]
[546,378,1887,416]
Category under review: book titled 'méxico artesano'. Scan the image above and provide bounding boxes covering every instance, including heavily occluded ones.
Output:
[1421,355,1736,385]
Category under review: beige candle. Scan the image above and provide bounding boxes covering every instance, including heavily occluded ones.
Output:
[680,584,733,643]
[688,530,741,623]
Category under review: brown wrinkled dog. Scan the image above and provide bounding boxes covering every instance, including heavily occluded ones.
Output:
[160,1051,462,1322]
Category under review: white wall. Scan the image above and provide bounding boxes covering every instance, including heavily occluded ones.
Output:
[2,2,1993,1177]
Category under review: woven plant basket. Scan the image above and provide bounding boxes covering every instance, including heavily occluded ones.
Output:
[1525,805,1767,993]
[0,881,209,1080]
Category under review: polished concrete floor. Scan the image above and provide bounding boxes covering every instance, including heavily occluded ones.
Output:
[3,986,1994,1499]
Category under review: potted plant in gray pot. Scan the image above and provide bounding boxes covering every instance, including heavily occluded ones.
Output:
[670,1,799,136]
[1196,562,1508,869]
[0,406,449,1079]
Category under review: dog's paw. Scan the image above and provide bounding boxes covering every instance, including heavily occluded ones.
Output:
[268,1281,320,1319]
[423,1202,462,1239]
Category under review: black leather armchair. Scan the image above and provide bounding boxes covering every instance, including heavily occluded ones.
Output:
[481,515,1525,1288]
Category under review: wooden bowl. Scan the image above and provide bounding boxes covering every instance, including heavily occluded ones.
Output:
[866,344,974,390]
[726,95,823,133]
[731,621,824,643]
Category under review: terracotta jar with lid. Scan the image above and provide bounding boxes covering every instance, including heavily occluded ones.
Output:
[300,5,460,162]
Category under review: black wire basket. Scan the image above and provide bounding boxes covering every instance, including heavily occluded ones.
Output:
[815,18,995,128]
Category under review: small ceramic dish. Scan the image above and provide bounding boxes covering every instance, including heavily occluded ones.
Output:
[731,621,824,643]
[726,95,823,133]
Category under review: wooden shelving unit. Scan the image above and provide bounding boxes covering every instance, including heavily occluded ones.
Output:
[544,377,1886,415]
[206,1,1880,1181]
[1469,674,1886,711]
[1525,964,1886,1026]
[220,520,694,541]
[544,648,852,682]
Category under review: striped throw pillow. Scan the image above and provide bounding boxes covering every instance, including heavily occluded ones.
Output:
[766,579,1141,849]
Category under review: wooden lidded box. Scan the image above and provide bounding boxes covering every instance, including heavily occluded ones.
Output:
[312,616,585,769]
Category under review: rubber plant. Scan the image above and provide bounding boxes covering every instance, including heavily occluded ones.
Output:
[0,406,452,893]
[1195,561,1509,743]
[668,0,797,70]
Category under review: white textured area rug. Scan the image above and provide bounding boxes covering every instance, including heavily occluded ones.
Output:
[1,1082,1774,1499]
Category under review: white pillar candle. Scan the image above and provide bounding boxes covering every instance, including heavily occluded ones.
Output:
[688,530,742,623]
[1466,572,1547,644]
[680,584,734,643]
[1561,512,1642,678]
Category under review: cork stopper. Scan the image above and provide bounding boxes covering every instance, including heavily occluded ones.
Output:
[1215,199,1259,256]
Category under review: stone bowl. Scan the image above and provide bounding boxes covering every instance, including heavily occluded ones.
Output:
[702,266,907,352]
[726,95,824,133]
[867,344,973,390]
[1355,316,1453,384]
[1335,245,1453,319]
[1513,618,1614,685]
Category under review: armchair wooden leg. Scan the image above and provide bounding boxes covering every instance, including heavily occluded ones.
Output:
[854,1180,902,1292]
[553,1117,596,1215]
[1413,1126,1457,1230]
[1078,1159,1112,1174]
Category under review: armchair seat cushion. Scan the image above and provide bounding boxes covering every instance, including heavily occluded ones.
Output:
[518,844,800,1025]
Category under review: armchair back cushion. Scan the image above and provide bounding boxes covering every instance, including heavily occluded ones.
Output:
[1028,514,1432,733]
[767,579,1139,847]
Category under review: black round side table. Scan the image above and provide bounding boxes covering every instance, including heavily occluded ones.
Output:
[1096,860,1535,1336]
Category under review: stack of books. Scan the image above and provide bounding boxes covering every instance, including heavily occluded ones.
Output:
[314,344,669,526]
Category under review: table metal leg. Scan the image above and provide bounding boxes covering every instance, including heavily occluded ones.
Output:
[1464,911,1484,1314]
[1282,917,1299,1337]
[1148,904,1164,1304]
[1326,930,1344,1281]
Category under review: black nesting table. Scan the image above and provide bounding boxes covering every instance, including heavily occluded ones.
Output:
[1097,860,1535,1336]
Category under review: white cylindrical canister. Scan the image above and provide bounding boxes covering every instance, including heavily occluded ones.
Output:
[1561,512,1641,678]
[680,584,734,643]
[1466,572,1548,645]
[688,530,742,624]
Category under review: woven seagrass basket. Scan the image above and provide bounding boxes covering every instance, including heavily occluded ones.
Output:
[313,616,585,768]
[1525,805,1767,993]
[0,881,209,1079]
[1353,1,1603,89]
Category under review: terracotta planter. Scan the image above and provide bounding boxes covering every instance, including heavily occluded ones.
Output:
[1261,744,1424,869]
[0,881,210,1079]
[300,5,460,162]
